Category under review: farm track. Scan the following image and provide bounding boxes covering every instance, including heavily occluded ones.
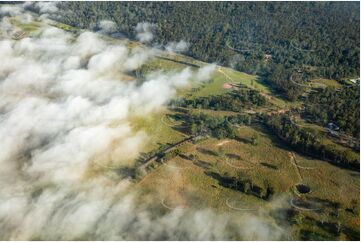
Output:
[288,152,303,182]
[225,42,254,53]
[217,67,284,109]
[217,67,236,84]
[225,198,258,211]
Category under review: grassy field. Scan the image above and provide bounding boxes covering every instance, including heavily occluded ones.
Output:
[136,124,359,239]
[113,24,359,239]
[139,49,298,110]
[130,109,186,153]
[188,67,258,98]
[10,17,42,33]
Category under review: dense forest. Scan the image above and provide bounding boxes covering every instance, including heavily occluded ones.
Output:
[305,83,360,138]
[264,114,359,170]
[30,2,359,167]
[173,88,267,112]
[52,2,360,100]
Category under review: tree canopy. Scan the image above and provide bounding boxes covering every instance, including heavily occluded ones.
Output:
[56,1,359,99]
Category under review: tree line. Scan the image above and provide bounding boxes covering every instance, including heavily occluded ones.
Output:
[305,83,360,138]
[54,1,359,101]
[172,88,267,112]
[263,114,359,170]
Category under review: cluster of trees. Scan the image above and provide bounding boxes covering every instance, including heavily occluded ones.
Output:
[264,114,359,170]
[55,2,359,100]
[187,113,252,139]
[135,142,171,165]
[264,65,308,100]
[305,83,360,138]
[136,112,252,168]
[227,114,253,126]
[159,148,182,162]
[206,171,274,200]
[189,113,238,139]
[173,89,266,112]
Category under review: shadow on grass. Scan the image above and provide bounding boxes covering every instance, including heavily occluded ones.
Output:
[226,153,241,160]
[235,136,253,144]
[204,171,271,200]
[115,167,136,179]
[196,147,218,156]
[260,162,278,170]
[193,160,212,169]
[156,56,200,69]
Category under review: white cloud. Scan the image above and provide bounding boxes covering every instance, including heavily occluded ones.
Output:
[23,1,59,14]
[75,31,107,58]
[135,22,156,43]
[98,20,117,34]
[0,5,286,241]
[196,63,217,82]
[0,5,23,16]
[87,46,128,73]
[166,40,189,53]
[36,2,59,14]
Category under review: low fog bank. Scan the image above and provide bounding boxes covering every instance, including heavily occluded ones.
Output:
[0,2,288,240]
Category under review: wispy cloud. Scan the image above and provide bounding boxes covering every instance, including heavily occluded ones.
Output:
[165,40,190,53]
[0,4,287,240]
[135,22,156,43]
